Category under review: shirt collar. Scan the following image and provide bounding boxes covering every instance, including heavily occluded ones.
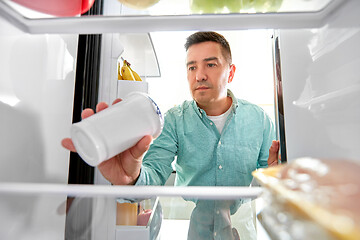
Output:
[192,89,239,117]
[227,89,239,113]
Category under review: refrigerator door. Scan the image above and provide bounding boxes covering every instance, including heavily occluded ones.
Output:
[278,1,360,161]
[0,13,78,240]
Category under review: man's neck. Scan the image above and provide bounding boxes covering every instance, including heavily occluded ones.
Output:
[197,96,232,116]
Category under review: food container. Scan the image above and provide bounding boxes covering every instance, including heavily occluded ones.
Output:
[252,158,360,240]
[71,92,163,166]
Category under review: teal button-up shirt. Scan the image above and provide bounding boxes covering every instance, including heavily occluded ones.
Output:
[136,90,275,188]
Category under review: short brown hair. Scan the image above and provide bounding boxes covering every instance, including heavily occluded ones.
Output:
[185,31,232,64]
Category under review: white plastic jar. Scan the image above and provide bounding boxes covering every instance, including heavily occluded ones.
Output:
[71,92,163,166]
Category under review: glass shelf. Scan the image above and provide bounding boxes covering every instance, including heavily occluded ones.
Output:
[0,183,265,240]
[0,0,346,34]
[0,182,262,199]
[5,0,338,17]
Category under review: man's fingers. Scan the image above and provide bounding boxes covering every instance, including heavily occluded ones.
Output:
[96,102,109,113]
[112,98,122,105]
[81,108,94,119]
[269,140,280,153]
[268,160,278,167]
[129,135,153,159]
[95,99,121,113]
[84,100,121,119]
[268,140,280,166]
[61,138,76,152]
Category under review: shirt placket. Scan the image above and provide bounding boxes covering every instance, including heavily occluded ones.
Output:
[216,137,224,187]
[213,200,233,240]
[199,108,231,188]
[200,110,224,187]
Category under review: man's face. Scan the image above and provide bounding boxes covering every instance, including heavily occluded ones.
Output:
[186,41,235,107]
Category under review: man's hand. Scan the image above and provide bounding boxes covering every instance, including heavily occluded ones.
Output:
[267,140,280,167]
[61,99,152,185]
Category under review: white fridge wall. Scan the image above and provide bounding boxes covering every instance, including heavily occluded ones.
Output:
[0,15,78,239]
[279,1,360,162]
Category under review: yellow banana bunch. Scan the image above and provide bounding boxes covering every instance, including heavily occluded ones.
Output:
[121,60,135,81]
[128,63,142,81]
[119,60,142,81]
[118,62,123,80]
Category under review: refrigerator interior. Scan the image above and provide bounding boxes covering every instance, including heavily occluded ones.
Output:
[0,0,360,239]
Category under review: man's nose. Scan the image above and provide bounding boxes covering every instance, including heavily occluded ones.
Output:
[195,67,207,82]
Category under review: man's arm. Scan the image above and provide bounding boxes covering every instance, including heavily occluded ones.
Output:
[258,111,278,168]
[135,111,178,186]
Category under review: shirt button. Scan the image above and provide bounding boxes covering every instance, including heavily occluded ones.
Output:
[218,165,223,170]
[218,141,221,145]
[216,210,220,214]
[214,232,217,237]
[210,122,213,125]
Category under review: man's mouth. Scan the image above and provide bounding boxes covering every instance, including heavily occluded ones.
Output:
[195,86,210,90]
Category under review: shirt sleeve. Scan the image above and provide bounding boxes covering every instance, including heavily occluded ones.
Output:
[257,111,276,169]
[135,110,178,186]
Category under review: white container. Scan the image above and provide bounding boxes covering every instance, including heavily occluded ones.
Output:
[71,92,163,166]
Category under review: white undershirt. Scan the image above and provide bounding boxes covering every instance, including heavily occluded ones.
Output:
[207,106,232,134]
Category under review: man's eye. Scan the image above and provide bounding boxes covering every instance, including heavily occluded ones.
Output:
[207,63,216,67]
[188,66,196,71]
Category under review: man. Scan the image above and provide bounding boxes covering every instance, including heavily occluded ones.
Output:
[62,31,279,239]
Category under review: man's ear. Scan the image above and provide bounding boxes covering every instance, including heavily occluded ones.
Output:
[228,64,236,83]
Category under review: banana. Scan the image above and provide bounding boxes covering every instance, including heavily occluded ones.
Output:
[129,65,142,81]
[118,62,123,80]
[121,60,135,81]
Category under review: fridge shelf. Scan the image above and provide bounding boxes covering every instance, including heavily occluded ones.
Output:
[0,0,347,34]
[0,182,262,199]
